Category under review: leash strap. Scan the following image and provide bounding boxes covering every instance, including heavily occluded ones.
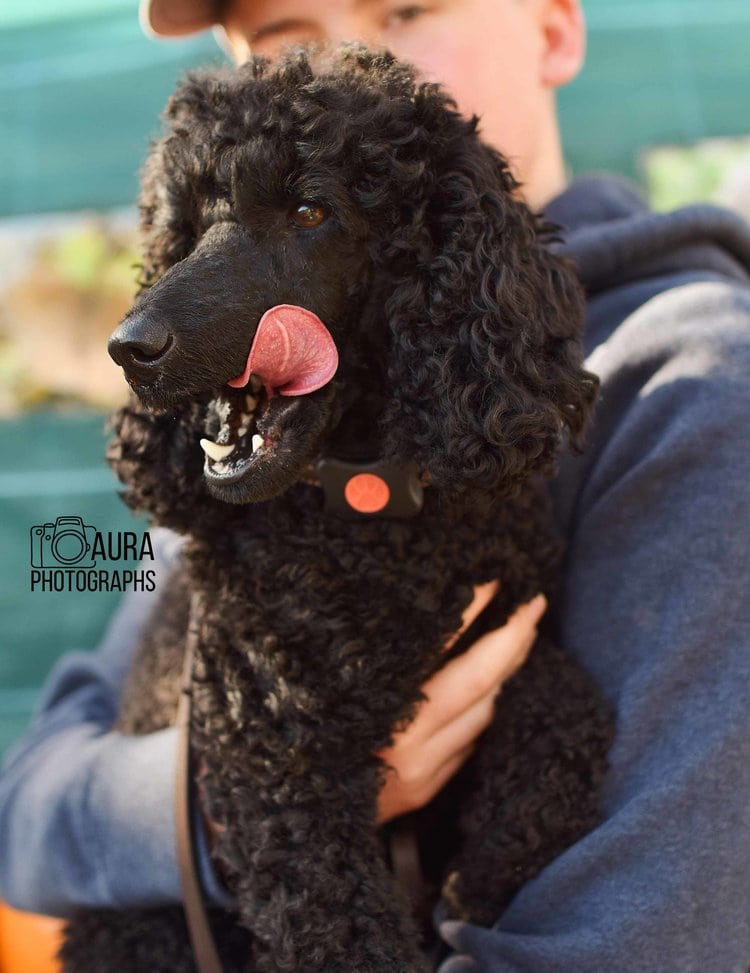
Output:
[388,815,430,927]
[175,593,225,973]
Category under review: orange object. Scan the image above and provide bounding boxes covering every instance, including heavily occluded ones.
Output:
[0,899,64,973]
[344,472,391,513]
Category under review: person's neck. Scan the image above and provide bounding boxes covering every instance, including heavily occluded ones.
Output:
[517,117,568,212]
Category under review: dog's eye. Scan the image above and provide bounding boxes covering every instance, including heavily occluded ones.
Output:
[289,202,327,229]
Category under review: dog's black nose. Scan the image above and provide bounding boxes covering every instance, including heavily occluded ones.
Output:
[108,313,174,380]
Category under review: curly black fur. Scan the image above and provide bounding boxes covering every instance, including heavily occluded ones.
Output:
[60,44,612,973]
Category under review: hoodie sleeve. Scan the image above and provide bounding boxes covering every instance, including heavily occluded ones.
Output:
[435,279,750,971]
[0,527,236,917]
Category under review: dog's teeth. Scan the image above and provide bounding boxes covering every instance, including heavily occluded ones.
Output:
[212,461,227,474]
[252,434,264,453]
[249,375,262,393]
[200,438,236,461]
[245,394,258,412]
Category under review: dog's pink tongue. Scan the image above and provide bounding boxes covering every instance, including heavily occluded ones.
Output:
[227,304,338,396]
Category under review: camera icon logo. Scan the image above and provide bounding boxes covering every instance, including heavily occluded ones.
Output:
[30,516,98,569]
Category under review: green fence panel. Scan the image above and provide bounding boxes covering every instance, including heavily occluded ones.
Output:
[0,4,223,216]
[0,410,149,758]
[560,0,750,180]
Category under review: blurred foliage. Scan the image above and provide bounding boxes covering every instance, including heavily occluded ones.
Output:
[44,225,140,294]
[0,335,28,415]
[643,137,750,212]
[0,217,137,416]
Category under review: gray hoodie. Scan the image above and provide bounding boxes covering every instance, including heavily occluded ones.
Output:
[2,174,750,972]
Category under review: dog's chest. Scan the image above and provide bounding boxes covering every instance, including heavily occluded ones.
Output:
[191,488,534,654]
[179,487,552,753]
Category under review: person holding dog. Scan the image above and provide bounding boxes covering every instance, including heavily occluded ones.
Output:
[1,1,750,971]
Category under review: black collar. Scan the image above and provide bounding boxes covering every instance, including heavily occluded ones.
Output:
[304,457,426,518]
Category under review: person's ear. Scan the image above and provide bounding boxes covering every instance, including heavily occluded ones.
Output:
[537,0,586,88]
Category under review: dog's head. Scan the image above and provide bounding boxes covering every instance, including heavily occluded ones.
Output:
[108,44,596,523]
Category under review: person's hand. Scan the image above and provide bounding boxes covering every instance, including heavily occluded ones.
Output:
[195,584,546,844]
[375,584,547,825]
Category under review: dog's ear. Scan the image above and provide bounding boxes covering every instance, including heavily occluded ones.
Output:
[380,125,597,500]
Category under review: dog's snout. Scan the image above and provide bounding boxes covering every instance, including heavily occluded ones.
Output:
[108,313,174,379]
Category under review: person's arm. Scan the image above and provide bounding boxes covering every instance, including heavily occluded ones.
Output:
[434,280,750,971]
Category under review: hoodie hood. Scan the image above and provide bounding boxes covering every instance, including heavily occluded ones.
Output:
[545,174,750,294]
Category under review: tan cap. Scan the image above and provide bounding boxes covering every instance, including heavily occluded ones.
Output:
[139,0,221,38]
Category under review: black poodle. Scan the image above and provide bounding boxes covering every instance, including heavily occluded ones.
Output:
[60,44,612,973]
